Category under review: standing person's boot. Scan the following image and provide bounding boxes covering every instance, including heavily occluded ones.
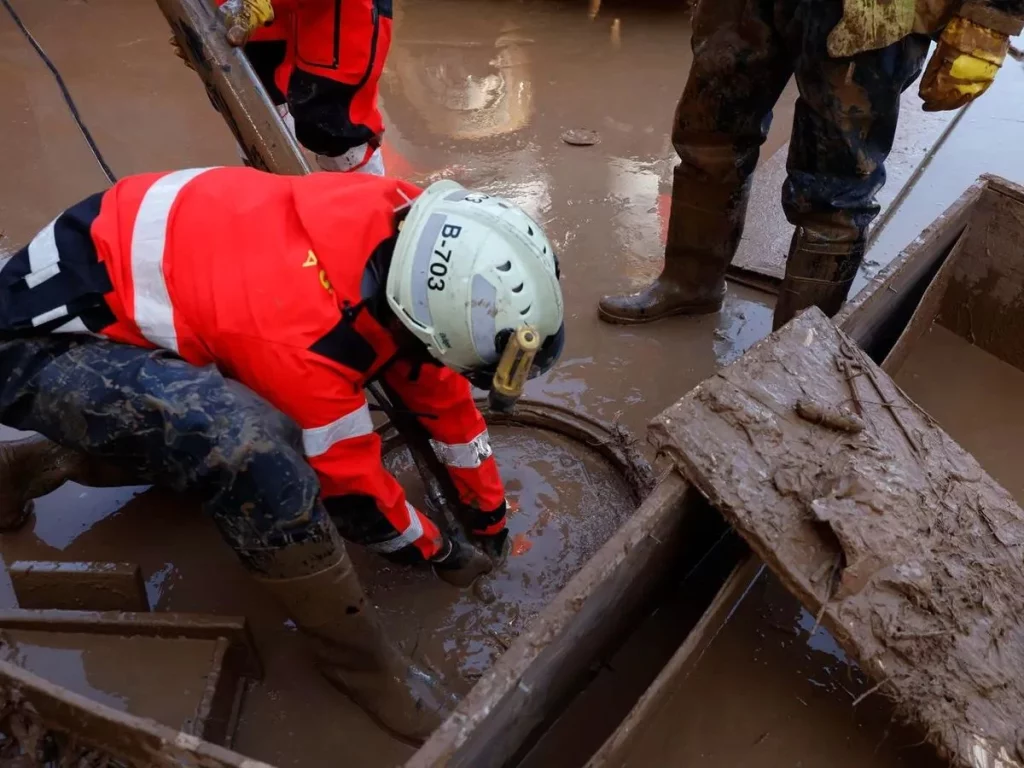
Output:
[254,525,455,745]
[772,226,866,330]
[0,436,135,531]
[597,164,749,324]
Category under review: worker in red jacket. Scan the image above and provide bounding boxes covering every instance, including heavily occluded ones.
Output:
[0,168,564,743]
[218,0,391,173]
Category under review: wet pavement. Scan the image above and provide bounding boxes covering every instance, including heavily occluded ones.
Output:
[1,0,1023,764]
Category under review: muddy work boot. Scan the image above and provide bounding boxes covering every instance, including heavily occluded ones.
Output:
[773,227,866,331]
[255,527,456,745]
[598,165,747,325]
[0,436,134,531]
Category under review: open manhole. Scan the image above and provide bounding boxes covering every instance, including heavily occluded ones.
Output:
[354,400,654,692]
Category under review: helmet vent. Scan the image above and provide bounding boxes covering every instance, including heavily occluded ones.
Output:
[497,260,512,272]
[520,303,532,316]
[512,282,524,294]
[527,225,534,236]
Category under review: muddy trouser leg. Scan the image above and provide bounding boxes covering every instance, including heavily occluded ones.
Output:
[774,7,931,329]
[0,335,325,564]
[598,0,794,324]
[0,335,453,742]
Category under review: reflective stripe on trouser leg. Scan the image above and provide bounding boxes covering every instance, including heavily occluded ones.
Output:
[430,429,492,469]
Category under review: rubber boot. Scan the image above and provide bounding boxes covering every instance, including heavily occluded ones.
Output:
[772,227,866,331]
[0,436,135,531]
[597,163,749,324]
[254,526,456,745]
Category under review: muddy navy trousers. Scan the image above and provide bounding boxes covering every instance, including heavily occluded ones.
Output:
[675,0,932,250]
[0,335,330,573]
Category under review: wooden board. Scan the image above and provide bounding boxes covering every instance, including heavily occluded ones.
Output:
[648,308,1024,768]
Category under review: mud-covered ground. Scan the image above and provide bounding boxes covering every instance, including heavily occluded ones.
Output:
[1,0,1023,765]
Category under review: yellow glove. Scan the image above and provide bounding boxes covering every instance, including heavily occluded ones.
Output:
[919,16,1010,111]
[218,0,275,47]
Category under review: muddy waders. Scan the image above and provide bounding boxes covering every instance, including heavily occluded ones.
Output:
[598,0,930,329]
[254,517,455,745]
[597,164,742,323]
[773,226,865,330]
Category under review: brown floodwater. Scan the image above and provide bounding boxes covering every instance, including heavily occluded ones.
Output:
[2,0,1019,764]
[893,323,1024,506]
[609,571,942,768]
[0,629,216,731]
[371,426,637,691]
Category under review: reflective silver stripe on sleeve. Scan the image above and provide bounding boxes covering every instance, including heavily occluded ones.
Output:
[430,428,493,469]
[302,404,374,458]
[365,502,426,553]
[130,168,215,352]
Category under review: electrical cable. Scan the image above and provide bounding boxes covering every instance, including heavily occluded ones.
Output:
[1,0,118,184]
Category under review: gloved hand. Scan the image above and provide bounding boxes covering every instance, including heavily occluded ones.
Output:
[919,16,1010,111]
[472,527,510,566]
[431,538,493,588]
[218,0,275,47]
[168,35,195,71]
[461,499,511,565]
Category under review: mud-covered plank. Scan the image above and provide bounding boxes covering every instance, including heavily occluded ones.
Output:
[649,308,1024,768]
[10,561,150,612]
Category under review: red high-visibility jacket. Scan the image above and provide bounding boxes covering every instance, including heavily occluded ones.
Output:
[2,168,505,560]
[228,0,392,157]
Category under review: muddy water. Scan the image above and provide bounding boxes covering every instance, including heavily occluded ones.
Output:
[0,629,215,729]
[893,323,1024,505]
[612,572,942,768]
[367,426,636,690]
[0,424,638,766]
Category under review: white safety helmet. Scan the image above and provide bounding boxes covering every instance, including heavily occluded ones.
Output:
[387,180,565,386]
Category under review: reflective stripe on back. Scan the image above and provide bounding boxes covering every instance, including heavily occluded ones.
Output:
[302,403,374,458]
[130,168,214,352]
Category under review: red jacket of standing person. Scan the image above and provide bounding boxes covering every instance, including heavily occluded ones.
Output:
[220,0,392,172]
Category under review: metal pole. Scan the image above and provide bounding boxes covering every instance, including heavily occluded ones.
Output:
[156,0,311,175]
